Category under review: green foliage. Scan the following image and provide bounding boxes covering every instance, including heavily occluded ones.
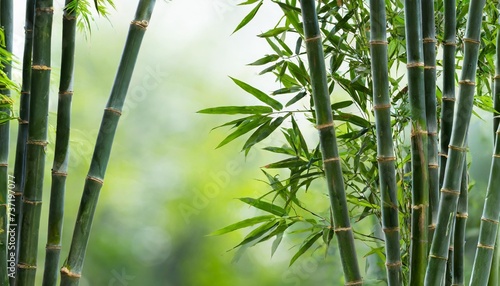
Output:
[66,0,116,34]
[201,0,500,283]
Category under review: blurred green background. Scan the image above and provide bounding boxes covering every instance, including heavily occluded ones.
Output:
[4,0,496,285]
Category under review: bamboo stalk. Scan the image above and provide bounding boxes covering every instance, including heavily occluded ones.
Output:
[488,22,500,286]
[10,1,36,284]
[368,0,401,284]
[42,1,77,285]
[469,126,500,285]
[403,0,429,284]
[421,0,438,243]
[424,0,486,284]
[298,1,362,285]
[454,163,468,285]
[60,1,156,284]
[16,0,54,284]
[0,0,13,284]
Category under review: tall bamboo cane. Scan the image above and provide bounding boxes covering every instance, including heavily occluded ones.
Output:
[469,125,500,285]
[60,1,156,284]
[298,1,362,285]
[453,163,468,285]
[368,0,401,284]
[403,0,429,284]
[0,0,13,284]
[10,1,36,284]
[488,21,500,286]
[421,0,438,242]
[424,0,486,284]
[439,0,456,192]
[42,1,77,284]
[16,0,54,284]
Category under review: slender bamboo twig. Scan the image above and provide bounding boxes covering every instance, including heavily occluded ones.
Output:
[298,1,362,285]
[469,125,500,285]
[403,0,429,284]
[454,163,468,285]
[424,0,487,284]
[60,1,156,284]
[17,0,54,284]
[368,0,401,284]
[10,2,36,284]
[421,0,438,243]
[0,0,13,284]
[42,1,77,285]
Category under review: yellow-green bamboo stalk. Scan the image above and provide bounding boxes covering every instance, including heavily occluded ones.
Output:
[60,1,156,284]
[425,0,486,284]
[298,1,362,285]
[368,0,401,284]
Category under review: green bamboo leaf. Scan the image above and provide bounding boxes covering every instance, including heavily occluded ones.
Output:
[233,1,263,34]
[271,86,302,95]
[239,197,287,216]
[198,106,273,115]
[238,0,259,4]
[295,37,302,55]
[264,157,307,169]
[230,77,283,110]
[265,38,284,57]
[275,36,293,56]
[242,115,287,151]
[289,231,323,266]
[285,91,307,107]
[262,146,295,155]
[208,215,275,236]
[331,100,353,110]
[217,116,271,148]
[258,27,288,37]
[291,117,309,157]
[287,61,310,86]
[272,232,284,256]
[248,54,280,66]
[333,112,371,128]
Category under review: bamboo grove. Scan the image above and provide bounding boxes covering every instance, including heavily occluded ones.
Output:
[203,0,500,285]
[0,0,157,285]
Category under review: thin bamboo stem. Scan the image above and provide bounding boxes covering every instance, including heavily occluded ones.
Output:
[0,0,13,284]
[42,1,76,285]
[10,1,36,284]
[403,0,429,284]
[425,0,486,284]
[469,126,500,285]
[454,163,468,285]
[17,0,54,284]
[368,0,401,284]
[60,1,156,284]
[298,1,362,285]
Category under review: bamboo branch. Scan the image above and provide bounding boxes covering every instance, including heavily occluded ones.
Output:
[60,1,156,284]
[299,1,362,285]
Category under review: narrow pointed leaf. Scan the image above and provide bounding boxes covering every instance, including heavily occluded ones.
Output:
[233,1,263,33]
[239,197,287,216]
[289,231,323,266]
[198,105,273,115]
[230,77,283,110]
[209,215,275,236]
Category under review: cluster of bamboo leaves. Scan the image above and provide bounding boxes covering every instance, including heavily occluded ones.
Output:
[202,0,500,285]
[0,0,155,285]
